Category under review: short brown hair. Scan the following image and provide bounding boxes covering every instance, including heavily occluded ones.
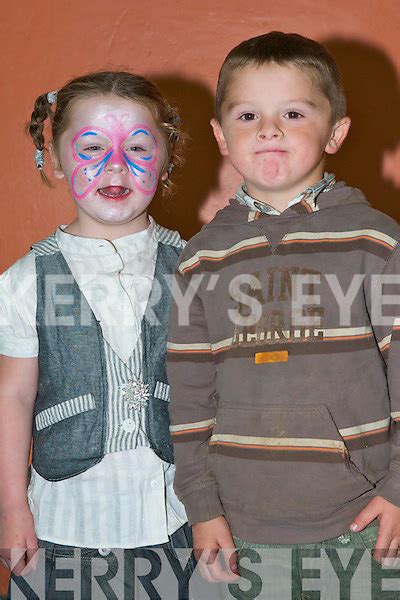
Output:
[215,31,346,124]
[28,71,185,195]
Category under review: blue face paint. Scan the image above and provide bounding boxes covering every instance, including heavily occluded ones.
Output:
[71,122,160,200]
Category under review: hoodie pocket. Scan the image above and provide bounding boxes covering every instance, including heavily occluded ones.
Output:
[209,404,374,520]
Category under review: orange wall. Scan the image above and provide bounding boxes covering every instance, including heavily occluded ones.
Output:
[1,0,399,593]
[1,0,400,273]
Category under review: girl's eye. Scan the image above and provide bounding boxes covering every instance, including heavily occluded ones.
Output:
[83,145,103,152]
[239,113,256,121]
[285,111,303,119]
[126,145,146,152]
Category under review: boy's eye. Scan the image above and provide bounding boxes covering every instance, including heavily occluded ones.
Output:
[285,111,303,119]
[239,113,257,121]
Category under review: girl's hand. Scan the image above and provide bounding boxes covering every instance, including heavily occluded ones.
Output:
[192,515,240,582]
[0,503,38,575]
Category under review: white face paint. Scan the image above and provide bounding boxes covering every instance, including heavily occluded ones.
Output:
[52,94,168,236]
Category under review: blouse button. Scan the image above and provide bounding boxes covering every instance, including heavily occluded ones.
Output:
[121,418,135,433]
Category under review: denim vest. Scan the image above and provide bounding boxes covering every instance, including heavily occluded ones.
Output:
[31,228,182,481]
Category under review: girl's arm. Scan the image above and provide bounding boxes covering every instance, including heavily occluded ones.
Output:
[0,355,38,575]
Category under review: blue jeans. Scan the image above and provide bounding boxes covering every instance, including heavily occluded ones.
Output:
[8,524,196,599]
[229,526,400,600]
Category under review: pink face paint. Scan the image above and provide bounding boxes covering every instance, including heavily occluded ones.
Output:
[70,114,158,201]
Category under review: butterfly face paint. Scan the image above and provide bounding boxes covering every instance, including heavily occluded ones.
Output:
[70,114,159,201]
[53,96,168,235]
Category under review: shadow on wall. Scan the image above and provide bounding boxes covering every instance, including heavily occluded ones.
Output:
[150,75,221,240]
[323,38,400,223]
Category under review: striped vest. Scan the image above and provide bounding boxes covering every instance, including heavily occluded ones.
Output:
[31,226,183,481]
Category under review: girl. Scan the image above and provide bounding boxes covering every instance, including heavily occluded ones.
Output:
[0,71,194,598]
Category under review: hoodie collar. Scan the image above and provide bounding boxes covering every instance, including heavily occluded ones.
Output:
[235,172,336,216]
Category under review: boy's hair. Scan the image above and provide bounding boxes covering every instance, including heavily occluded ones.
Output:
[28,71,185,196]
[215,31,346,124]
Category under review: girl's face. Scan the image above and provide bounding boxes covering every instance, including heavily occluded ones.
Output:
[51,94,168,236]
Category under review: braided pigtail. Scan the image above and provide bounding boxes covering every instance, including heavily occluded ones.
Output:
[27,92,56,186]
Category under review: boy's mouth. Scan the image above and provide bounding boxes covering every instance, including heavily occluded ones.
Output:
[98,186,130,199]
[256,149,287,155]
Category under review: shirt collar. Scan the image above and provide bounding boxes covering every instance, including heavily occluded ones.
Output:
[55,216,158,276]
[235,172,336,216]
[56,216,156,260]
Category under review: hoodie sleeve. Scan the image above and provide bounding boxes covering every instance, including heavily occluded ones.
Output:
[367,243,400,505]
[167,265,224,525]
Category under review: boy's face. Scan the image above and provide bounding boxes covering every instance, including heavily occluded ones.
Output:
[212,63,350,206]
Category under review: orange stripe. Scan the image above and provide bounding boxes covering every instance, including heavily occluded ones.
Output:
[209,441,344,454]
[171,425,214,436]
[300,199,313,214]
[342,425,389,441]
[167,347,211,354]
[324,333,372,342]
[181,241,268,273]
[212,345,232,354]
[222,333,371,354]
[169,332,373,357]
[281,235,393,250]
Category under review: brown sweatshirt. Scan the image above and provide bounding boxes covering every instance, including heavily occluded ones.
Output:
[167,183,400,543]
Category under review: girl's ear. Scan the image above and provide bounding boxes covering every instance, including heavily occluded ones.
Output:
[48,143,65,180]
[325,117,351,155]
[210,118,229,157]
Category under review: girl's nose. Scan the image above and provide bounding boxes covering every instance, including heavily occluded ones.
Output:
[105,149,128,174]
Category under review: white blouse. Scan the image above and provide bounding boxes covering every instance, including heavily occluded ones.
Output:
[0,218,187,548]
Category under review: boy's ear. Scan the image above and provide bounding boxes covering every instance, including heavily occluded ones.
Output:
[325,117,351,155]
[48,143,65,180]
[210,118,229,156]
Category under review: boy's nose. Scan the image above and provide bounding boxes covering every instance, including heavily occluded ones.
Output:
[257,119,283,141]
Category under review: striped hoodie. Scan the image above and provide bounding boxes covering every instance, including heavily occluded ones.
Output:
[167,183,400,543]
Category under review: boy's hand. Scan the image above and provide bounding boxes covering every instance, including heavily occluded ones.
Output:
[0,504,38,575]
[192,516,240,582]
[350,495,400,565]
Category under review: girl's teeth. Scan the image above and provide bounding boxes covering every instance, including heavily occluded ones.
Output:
[99,187,129,197]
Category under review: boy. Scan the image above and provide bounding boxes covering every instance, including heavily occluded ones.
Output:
[167,32,400,595]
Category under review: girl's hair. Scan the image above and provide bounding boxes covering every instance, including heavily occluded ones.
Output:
[28,71,185,195]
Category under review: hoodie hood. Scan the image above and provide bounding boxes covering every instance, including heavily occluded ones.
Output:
[204,182,371,228]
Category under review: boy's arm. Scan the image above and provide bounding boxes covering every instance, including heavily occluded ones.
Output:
[167,268,222,523]
[366,244,400,505]
[168,269,239,581]
[0,356,39,575]
[351,244,400,562]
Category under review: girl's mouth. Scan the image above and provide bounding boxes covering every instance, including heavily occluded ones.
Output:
[98,186,130,199]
